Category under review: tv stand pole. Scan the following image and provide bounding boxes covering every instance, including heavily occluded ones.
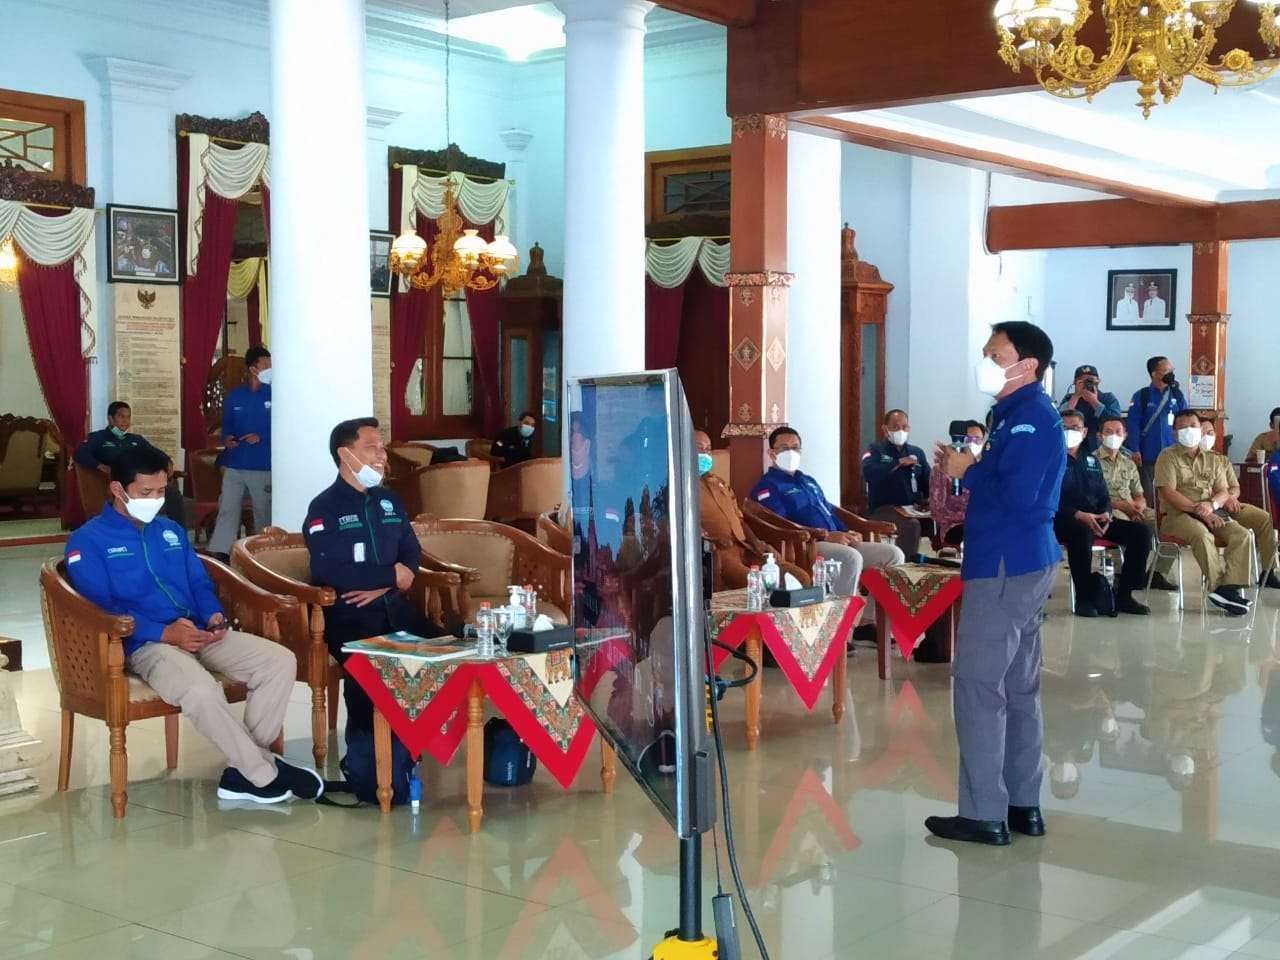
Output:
[651,834,717,959]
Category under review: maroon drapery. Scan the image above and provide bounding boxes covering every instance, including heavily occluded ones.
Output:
[247,284,263,348]
[179,151,241,451]
[16,250,88,527]
[260,182,271,245]
[676,272,730,440]
[389,212,441,439]
[465,219,502,438]
[645,277,687,370]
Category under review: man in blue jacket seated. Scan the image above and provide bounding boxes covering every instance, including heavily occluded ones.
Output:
[304,418,446,740]
[74,400,185,526]
[862,408,931,560]
[65,445,317,804]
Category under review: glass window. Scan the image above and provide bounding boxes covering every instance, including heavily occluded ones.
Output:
[0,117,56,173]
[507,335,529,426]
[662,169,730,217]
[441,296,473,417]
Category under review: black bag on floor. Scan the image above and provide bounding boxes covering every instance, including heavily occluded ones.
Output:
[484,718,536,787]
[323,725,415,806]
[1090,572,1117,618]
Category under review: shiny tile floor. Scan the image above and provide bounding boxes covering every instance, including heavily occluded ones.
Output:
[4,547,1280,959]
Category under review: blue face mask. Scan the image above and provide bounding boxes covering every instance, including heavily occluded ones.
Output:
[697,453,714,476]
[519,423,535,438]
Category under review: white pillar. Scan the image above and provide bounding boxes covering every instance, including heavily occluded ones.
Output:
[270,0,373,530]
[366,106,402,231]
[557,0,653,381]
[785,131,843,497]
[499,127,533,255]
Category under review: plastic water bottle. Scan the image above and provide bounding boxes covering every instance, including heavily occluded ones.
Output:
[746,567,765,611]
[476,602,495,658]
[508,586,528,629]
[761,553,781,593]
[523,583,537,624]
[812,558,828,594]
[408,762,422,815]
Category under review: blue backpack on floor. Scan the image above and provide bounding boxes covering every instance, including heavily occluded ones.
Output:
[484,718,536,787]
[330,726,415,806]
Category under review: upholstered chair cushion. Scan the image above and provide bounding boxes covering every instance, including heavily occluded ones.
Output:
[255,546,313,585]
[423,531,515,598]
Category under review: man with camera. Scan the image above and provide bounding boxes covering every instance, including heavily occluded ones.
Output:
[1126,356,1187,505]
[1059,364,1121,454]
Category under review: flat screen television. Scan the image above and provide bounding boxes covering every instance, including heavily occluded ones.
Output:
[568,371,712,838]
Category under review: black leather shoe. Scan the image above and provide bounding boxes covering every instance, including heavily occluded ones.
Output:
[1074,599,1099,618]
[1116,594,1150,615]
[924,815,1010,846]
[1149,573,1179,591]
[1008,806,1045,837]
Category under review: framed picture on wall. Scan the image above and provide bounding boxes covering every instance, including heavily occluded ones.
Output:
[1106,269,1177,331]
[106,204,179,284]
[370,230,394,298]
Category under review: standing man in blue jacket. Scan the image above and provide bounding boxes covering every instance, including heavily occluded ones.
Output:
[1126,355,1187,506]
[65,445,319,803]
[209,346,273,561]
[926,321,1067,847]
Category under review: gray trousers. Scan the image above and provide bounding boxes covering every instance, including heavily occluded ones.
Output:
[869,505,922,559]
[128,631,296,787]
[209,467,271,555]
[953,563,1056,821]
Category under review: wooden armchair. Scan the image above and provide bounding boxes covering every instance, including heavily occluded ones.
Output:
[39,555,297,818]
[232,527,463,767]
[74,461,112,516]
[0,415,48,500]
[832,504,897,542]
[386,441,436,482]
[412,515,571,624]
[485,456,562,531]
[740,497,819,570]
[536,509,572,555]
[388,458,490,521]
[465,438,494,463]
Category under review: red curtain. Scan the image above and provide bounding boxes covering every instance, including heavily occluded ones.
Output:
[180,192,240,450]
[259,182,271,245]
[389,212,440,440]
[645,276,687,370]
[465,219,502,438]
[247,284,263,349]
[16,250,87,527]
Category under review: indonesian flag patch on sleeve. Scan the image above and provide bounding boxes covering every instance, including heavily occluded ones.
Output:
[67,549,82,564]
[307,518,325,534]
[756,489,771,501]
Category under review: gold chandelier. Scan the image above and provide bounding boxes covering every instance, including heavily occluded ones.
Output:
[387,0,518,295]
[994,0,1280,117]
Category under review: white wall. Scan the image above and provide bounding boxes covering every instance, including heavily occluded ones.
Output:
[1225,240,1280,450]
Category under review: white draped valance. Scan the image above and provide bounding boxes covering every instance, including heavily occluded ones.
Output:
[645,236,729,289]
[0,198,99,356]
[185,132,270,275]
[398,166,512,234]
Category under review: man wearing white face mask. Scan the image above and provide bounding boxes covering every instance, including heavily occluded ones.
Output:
[1155,411,1280,615]
[862,408,931,560]
[926,321,1065,847]
[209,346,273,560]
[65,445,312,804]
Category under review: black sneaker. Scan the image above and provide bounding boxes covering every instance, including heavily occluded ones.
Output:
[1208,590,1249,616]
[216,767,292,803]
[1221,585,1254,607]
[1259,571,1280,589]
[274,755,325,800]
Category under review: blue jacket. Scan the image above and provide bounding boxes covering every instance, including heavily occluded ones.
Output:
[961,383,1067,581]
[1058,389,1122,454]
[73,429,162,469]
[1126,384,1186,462]
[749,467,845,532]
[65,504,222,657]
[220,383,272,471]
[303,477,424,650]
[862,439,931,510]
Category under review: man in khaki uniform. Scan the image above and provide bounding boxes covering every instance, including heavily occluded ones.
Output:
[694,430,809,590]
[1095,415,1178,590]
[1155,411,1278,615]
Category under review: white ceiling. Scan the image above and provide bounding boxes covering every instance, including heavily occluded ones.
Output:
[835,74,1280,204]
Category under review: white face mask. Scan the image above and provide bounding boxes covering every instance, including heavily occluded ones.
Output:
[1063,428,1085,450]
[255,367,273,385]
[1100,434,1124,451]
[1177,426,1202,449]
[1199,434,1216,452]
[775,450,801,474]
[967,441,984,458]
[355,462,383,488]
[122,494,164,524]
[888,429,909,446]
[974,355,1011,397]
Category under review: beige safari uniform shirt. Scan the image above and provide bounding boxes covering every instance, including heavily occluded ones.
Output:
[1097,447,1143,506]
[1153,446,1234,505]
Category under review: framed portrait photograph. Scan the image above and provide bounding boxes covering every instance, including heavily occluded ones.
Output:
[1106,269,1177,331]
[370,230,394,298]
[107,205,179,284]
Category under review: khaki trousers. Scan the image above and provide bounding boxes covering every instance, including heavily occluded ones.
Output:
[128,630,296,787]
[1161,505,1276,591]
[1142,509,1178,580]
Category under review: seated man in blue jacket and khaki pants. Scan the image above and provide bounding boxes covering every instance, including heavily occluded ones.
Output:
[65,445,320,804]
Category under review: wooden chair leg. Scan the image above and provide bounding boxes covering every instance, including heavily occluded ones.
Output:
[57,709,74,791]
[108,721,128,818]
[164,714,179,769]
[311,680,328,770]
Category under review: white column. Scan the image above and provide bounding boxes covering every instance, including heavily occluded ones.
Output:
[499,127,533,255]
[366,106,402,231]
[270,0,373,530]
[556,0,653,381]
[84,57,189,431]
[785,131,843,497]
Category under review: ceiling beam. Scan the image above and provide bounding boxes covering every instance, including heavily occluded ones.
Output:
[796,116,1212,208]
[727,0,1279,116]
[654,0,757,27]
[986,198,1280,251]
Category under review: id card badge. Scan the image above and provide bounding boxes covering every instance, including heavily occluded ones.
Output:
[353,542,366,563]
